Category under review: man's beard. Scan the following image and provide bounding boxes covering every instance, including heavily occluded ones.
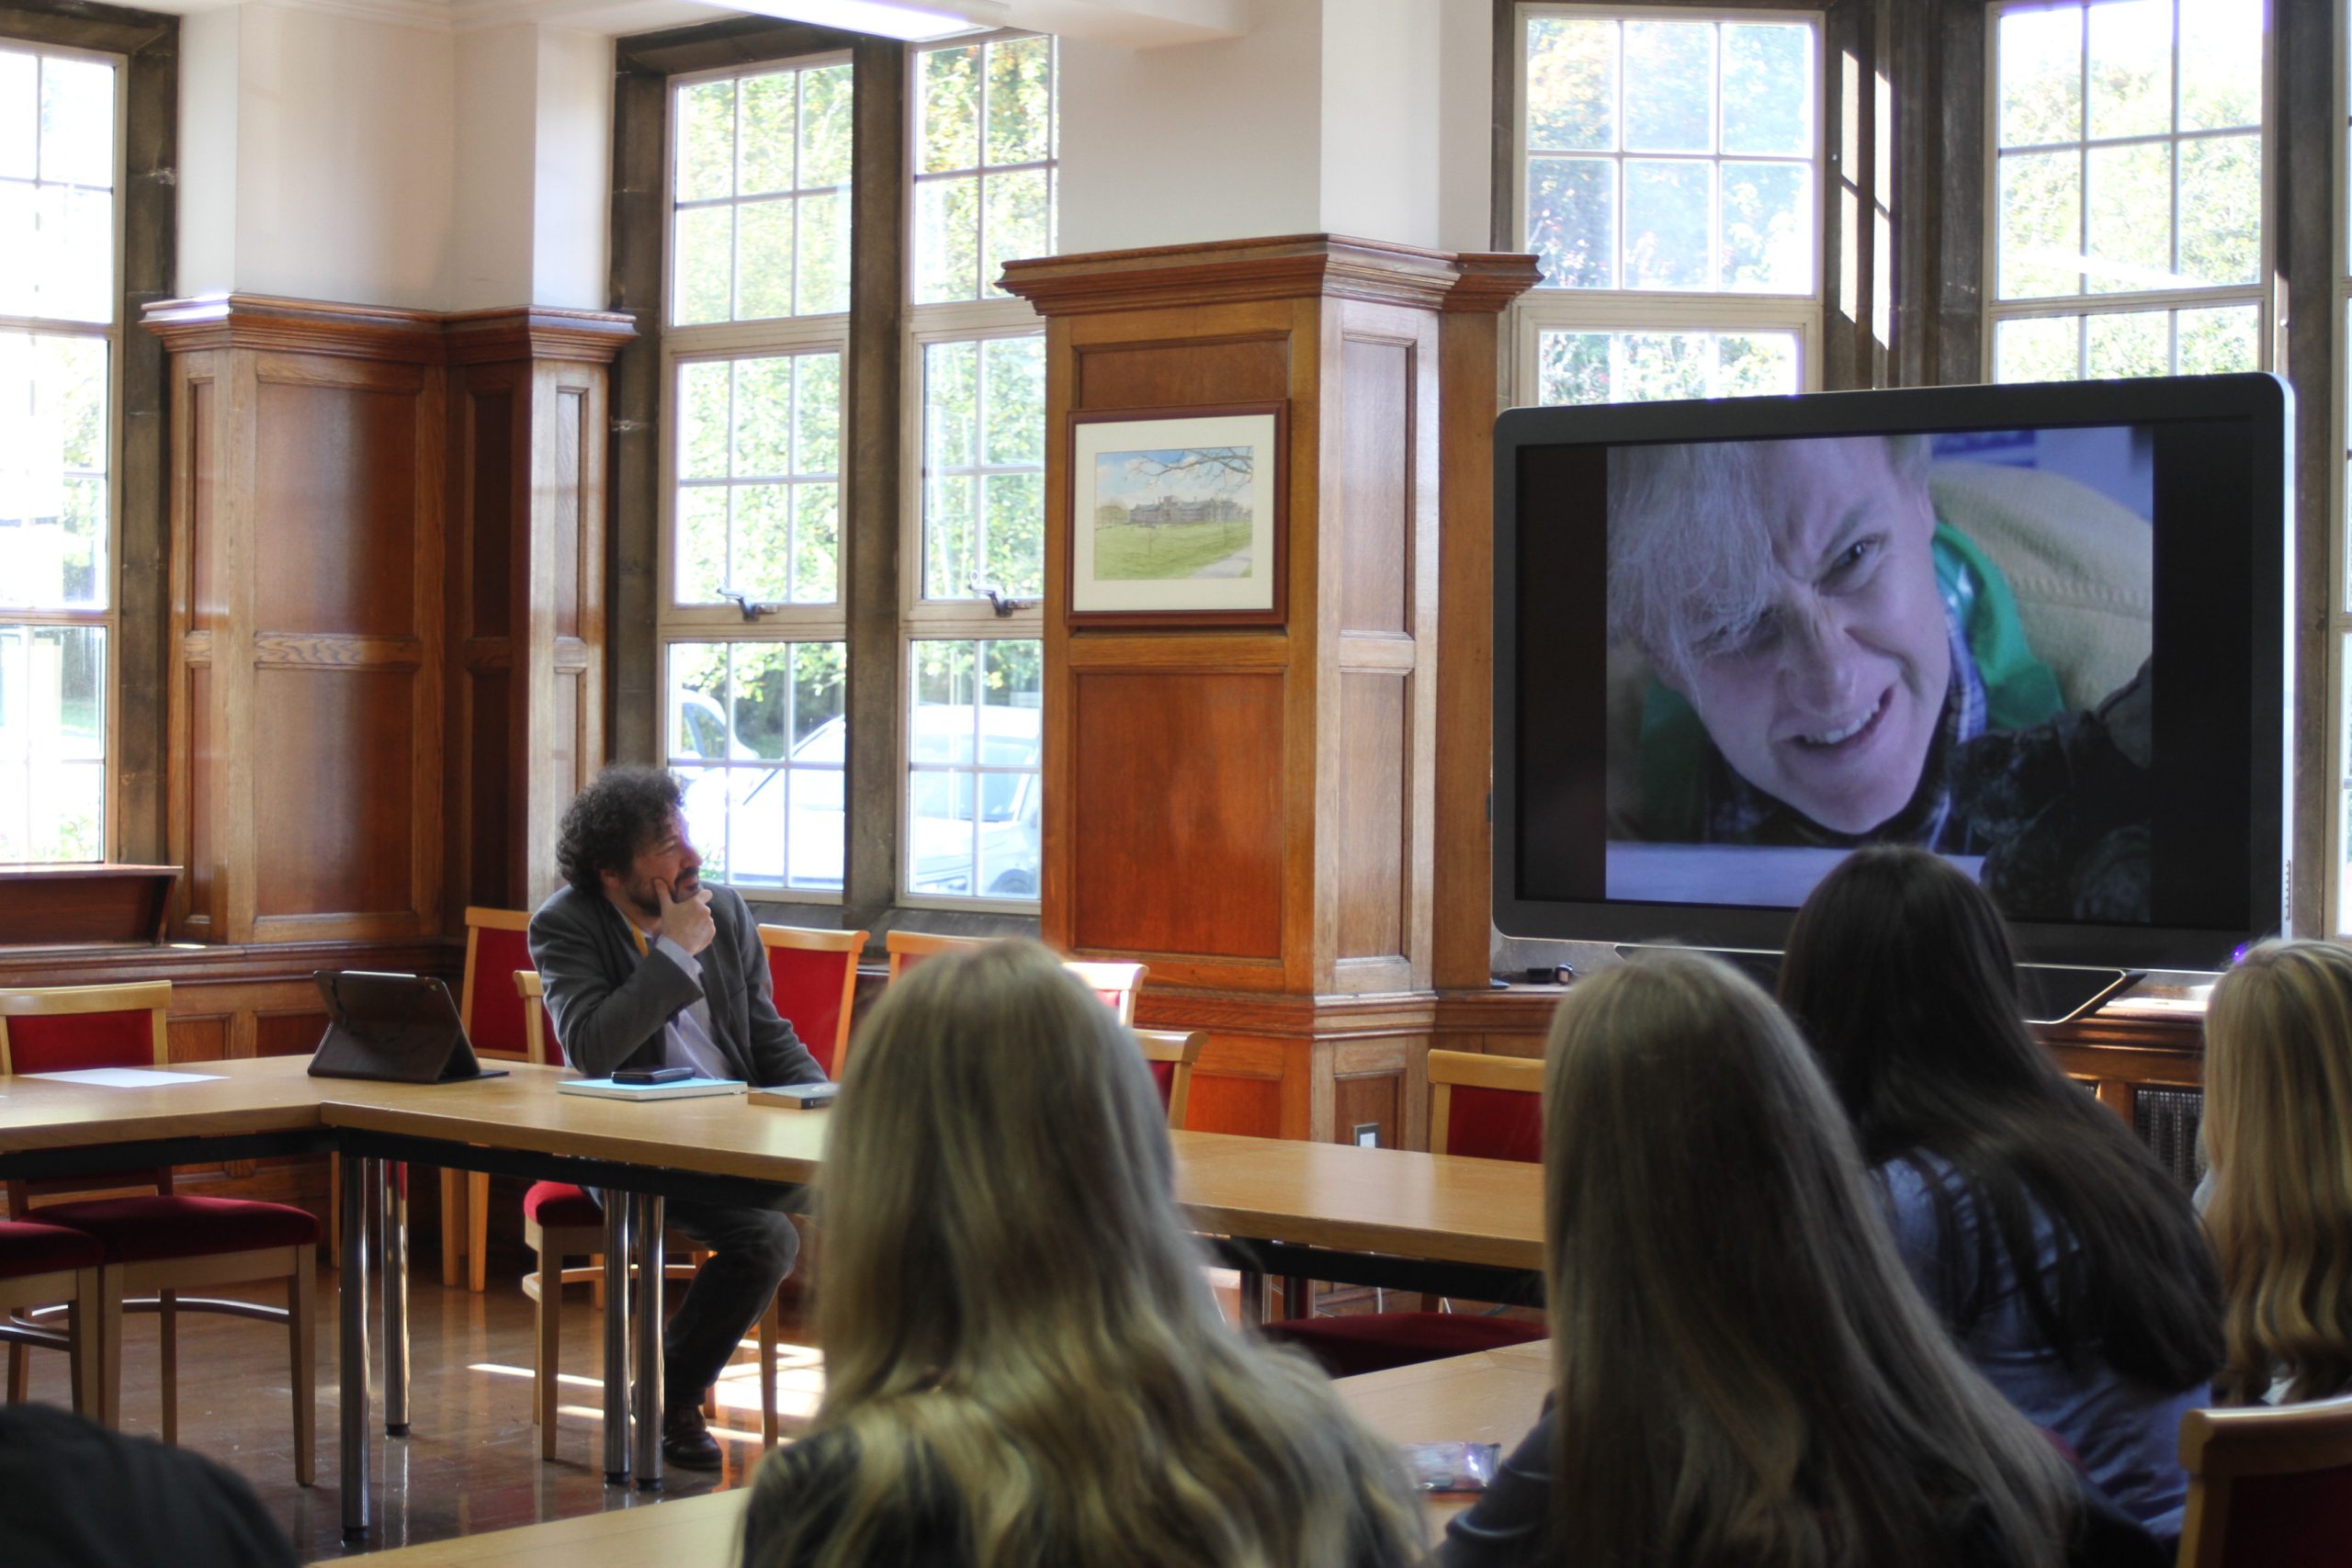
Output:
[625,870,699,919]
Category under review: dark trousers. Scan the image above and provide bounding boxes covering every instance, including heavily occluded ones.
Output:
[590,1189,801,1409]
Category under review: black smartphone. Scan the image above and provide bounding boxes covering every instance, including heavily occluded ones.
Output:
[612,1065,695,1086]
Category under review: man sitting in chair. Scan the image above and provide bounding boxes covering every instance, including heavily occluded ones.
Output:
[529,764,827,1469]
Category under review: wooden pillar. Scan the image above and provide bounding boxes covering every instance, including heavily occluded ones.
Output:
[444,310,632,912]
[1003,238,1535,1147]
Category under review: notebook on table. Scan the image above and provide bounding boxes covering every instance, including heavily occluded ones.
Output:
[558,1077,745,1101]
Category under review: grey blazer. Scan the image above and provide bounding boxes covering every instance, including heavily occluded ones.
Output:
[526,882,826,1088]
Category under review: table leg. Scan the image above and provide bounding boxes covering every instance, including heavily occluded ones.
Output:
[339,1156,375,1540]
[383,1162,410,1436]
[602,1196,631,1485]
[1238,1267,1265,1325]
[631,1192,664,1491]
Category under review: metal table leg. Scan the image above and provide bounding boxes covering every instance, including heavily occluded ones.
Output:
[339,1156,375,1540]
[602,1196,632,1485]
[383,1162,410,1436]
[631,1192,664,1491]
[1238,1267,1265,1324]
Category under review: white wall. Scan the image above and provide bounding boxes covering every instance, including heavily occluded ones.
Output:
[175,6,241,299]
[531,28,614,310]
[1435,0,1493,253]
[1318,0,1440,248]
[453,24,538,310]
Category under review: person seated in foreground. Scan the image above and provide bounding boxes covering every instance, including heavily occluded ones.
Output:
[2201,939,2352,1404]
[1439,952,2165,1568]
[1776,845,2221,1539]
[1607,435,2153,919]
[528,764,829,1469]
[0,1402,297,1568]
[738,939,1422,1568]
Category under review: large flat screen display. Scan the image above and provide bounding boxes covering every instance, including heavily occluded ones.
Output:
[1494,375,2291,970]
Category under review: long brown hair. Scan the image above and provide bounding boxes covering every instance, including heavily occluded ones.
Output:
[744,939,1421,1568]
[1777,845,2221,1391]
[1544,952,2076,1568]
[2204,939,2352,1403]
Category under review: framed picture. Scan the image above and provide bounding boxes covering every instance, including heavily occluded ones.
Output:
[1067,402,1286,625]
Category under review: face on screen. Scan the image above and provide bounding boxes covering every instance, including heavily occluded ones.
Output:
[1659,437,1949,834]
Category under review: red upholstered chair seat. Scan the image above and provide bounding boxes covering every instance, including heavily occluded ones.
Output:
[4,1009,158,1075]
[0,1218,105,1277]
[1261,1312,1545,1379]
[1147,1058,1176,1106]
[2212,1467,2352,1567]
[30,1196,320,1264]
[523,1181,604,1228]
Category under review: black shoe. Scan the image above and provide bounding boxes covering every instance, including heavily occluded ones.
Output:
[661,1404,724,1470]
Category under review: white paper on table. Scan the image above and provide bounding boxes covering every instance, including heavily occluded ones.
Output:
[22,1067,227,1088]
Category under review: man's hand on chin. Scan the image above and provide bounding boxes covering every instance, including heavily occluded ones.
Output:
[655,877,718,957]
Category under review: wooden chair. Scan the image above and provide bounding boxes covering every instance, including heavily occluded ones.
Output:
[2177,1393,2352,1568]
[883,929,988,981]
[513,972,791,1454]
[756,924,867,1078]
[1260,1049,1546,1379]
[1134,1028,1204,1131]
[458,908,537,1292]
[0,1218,103,1416]
[1065,960,1146,1025]
[0,982,316,1479]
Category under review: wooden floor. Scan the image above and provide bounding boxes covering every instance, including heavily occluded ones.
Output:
[9,1264,816,1562]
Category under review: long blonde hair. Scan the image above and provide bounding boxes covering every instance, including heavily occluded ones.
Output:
[1543,953,2076,1568]
[2204,939,2352,1404]
[745,939,1421,1568]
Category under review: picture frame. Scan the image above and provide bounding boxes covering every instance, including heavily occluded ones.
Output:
[1067,402,1287,626]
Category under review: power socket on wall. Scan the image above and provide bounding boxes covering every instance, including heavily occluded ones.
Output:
[1352,1123,1379,1148]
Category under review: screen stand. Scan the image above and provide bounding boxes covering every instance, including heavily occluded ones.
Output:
[1611,946,2140,1030]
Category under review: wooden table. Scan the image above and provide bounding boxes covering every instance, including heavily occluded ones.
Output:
[354,1341,1553,1565]
[0,1058,1544,1540]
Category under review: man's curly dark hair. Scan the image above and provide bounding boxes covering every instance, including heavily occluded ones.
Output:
[557,765,684,897]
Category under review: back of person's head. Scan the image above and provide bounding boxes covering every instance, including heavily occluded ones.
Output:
[2205,939,2352,1403]
[752,939,1418,1568]
[1778,844,2221,1389]
[1543,952,2074,1568]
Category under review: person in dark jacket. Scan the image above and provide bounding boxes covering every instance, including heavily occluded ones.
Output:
[0,1402,297,1568]
[1439,952,2166,1568]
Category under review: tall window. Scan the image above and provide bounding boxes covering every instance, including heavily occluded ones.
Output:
[905,33,1052,905]
[662,57,854,895]
[1986,0,2266,381]
[0,42,114,863]
[1512,6,1823,407]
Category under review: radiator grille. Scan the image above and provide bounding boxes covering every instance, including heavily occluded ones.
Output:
[2133,1088,2206,1190]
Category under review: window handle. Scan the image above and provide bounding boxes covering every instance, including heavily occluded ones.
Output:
[967,579,1035,618]
[717,588,782,621]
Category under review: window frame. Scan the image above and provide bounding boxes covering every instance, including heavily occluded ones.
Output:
[1978,0,2276,381]
[2331,0,2350,935]
[0,33,129,865]
[1506,1,1830,407]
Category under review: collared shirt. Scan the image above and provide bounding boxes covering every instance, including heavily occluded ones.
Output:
[617,911,735,1081]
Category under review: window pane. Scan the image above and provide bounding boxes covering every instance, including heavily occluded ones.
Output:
[1624,159,1713,289]
[679,360,729,480]
[1536,331,1613,404]
[0,625,105,862]
[1993,315,2083,381]
[1998,150,2083,299]
[984,472,1044,599]
[668,640,846,894]
[733,484,790,602]
[2177,303,2258,373]
[919,44,980,175]
[676,486,729,603]
[799,63,854,187]
[2085,309,2168,377]
[1999,6,2085,147]
[908,771,977,895]
[915,175,981,304]
[1722,161,1811,292]
[925,340,978,472]
[1528,155,1615,288]
[1526,17,1616,152]
[2086,0,2172,141]
[2177,134,2261,287]
[793,482,838,604]
[985,36,1052,165]
[794,354,842,474]
[1537,327,1798,405]
[908,638,1040,902]
[912,639,977,763]
[981,337,1043,468]
[1622,21,1713,153]
[0,51,35,180]
[927,473,975,601]
[1722,25,1812,156]
[983,167,1048,297]
[1715,333,1800,397]
[0,333,108,609]
[734,198,795,321]
[30,185,110,324]
[924,334,1043,603]
[732,355,793,476]
[795,188,848,315]
[2085,141,2171,294]
[736,72,795,197]
[677,80,736,203]
[2178,0,2263,130]
[673,206,733,326]
[39,56,111,189]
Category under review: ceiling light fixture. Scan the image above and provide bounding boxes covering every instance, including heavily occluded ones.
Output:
[720,0,1011,40]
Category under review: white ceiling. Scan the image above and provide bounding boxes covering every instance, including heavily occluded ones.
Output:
[135,0,1254,44]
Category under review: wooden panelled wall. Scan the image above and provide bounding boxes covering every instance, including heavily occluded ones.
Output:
[0,296,631,1214]
[1005,239,1537,1149]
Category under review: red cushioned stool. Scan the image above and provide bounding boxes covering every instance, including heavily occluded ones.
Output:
[0,1218,104,1415]
[1261,1050,1545,1379]
[0,981,316,1479]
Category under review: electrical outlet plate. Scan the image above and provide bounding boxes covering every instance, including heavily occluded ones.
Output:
[1352,1122,1379,1148]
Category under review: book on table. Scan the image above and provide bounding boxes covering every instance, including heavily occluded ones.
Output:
[557,1076,745,1100]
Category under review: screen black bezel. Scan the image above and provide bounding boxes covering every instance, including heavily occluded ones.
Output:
[1491,374,2292,971]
